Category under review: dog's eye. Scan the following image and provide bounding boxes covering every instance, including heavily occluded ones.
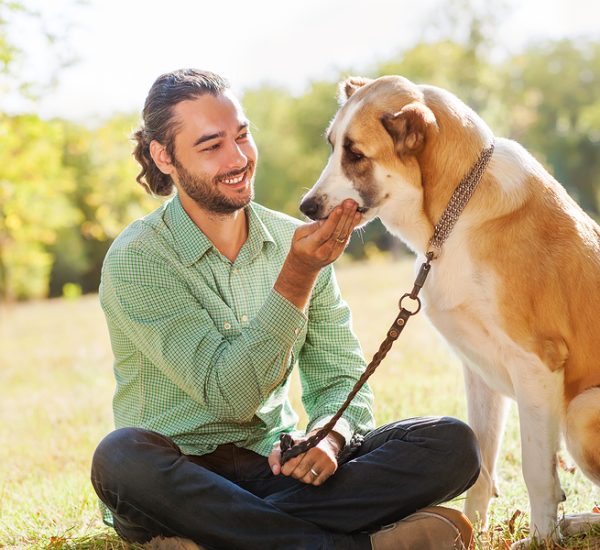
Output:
[345,146,365,162]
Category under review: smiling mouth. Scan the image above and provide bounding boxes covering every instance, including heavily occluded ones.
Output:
[219,170,248,186]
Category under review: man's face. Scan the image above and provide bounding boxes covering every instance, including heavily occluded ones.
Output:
[170,91,258,214]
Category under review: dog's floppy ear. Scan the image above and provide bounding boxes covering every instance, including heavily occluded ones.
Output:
[380,102,437,156]
[338,77,373,104]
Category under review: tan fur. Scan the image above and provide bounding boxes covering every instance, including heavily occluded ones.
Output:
[358,77,600,403]
[301,74,600,544]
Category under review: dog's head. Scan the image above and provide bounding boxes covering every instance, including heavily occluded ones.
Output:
[300,75,439,225]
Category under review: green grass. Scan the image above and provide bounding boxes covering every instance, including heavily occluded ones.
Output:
[1,257,598,549]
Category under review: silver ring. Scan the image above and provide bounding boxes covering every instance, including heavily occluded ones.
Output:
[310,468,319,477]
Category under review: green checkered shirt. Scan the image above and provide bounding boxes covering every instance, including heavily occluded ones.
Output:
[99,193,374,458]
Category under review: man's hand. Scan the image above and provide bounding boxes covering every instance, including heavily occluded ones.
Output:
[288,199,362,273]
[268,431,344,486]
[274,200,362,310]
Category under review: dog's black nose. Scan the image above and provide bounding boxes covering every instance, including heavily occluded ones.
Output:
[299,196,321,220]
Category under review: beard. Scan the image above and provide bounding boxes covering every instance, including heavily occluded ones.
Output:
[173,158,255,215]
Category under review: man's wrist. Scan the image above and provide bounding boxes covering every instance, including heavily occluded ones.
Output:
[308,428,344,456]
[274,254,320,310]
[326,431,344,455]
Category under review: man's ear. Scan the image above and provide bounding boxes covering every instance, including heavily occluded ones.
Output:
[380,102,437,156]
[338,76,373,105]
[149,140,175,175]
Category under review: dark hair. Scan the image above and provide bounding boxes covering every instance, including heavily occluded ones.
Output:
[132,69,230,196]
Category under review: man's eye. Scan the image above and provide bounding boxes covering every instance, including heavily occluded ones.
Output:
[202,143,220,152]
[237,132,249,140]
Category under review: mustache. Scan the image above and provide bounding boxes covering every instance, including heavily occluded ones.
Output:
[216,163,252,182]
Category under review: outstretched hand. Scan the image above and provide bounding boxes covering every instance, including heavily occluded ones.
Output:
[288,199,362,273]
[273,200,362,310]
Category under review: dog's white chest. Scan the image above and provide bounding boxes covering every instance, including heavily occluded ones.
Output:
[419,253,517,397]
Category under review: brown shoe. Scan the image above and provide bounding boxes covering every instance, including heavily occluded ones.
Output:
[370,506,474,550]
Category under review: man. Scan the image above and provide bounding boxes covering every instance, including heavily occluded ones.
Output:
[91,68,481,550]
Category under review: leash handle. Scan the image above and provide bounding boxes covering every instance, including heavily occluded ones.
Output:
[279,255,433,465]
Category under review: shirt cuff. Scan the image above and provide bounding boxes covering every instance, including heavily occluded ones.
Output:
[254,289,307,345]
[309,416,353,446]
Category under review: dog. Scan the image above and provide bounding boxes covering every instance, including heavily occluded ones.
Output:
[299,75,600,548]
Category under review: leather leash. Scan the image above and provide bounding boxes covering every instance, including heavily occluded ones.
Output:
[280,140,495,465]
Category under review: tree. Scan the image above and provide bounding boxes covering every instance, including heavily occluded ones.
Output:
[500,40,600,214]
[0,114,77,299]
[49,115,162,296]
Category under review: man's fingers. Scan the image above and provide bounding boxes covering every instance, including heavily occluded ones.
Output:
[310,201,357,247]
[268,444,282,475]
[313,207,344,245]
[280,454,303,477]
[333,201,359,238]
[289,451,335,485]
[333,210,358,246]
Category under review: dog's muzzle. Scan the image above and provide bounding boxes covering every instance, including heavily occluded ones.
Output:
[299,196,324,220]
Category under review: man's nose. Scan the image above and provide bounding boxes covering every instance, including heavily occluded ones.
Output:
[226,141,248,169]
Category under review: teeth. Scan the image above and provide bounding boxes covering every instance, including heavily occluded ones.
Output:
[222,173,245,184]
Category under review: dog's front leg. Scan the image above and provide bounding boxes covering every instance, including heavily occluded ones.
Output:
[512,367,564,547]
[463,365,510,528]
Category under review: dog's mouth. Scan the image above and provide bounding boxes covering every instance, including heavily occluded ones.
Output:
[319,206,369,220]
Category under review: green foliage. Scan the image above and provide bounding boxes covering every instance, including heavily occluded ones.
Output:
[0,113,78,300]
[244,81,339,217]
[1,4,599,299]
[499,40,600,212]
[49,115,161,296]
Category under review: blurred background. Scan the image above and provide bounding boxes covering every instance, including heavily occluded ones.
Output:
[1,0,599,302]
[1,2,600,546]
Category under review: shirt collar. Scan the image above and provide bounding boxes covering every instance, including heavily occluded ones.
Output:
[166,193,276,267]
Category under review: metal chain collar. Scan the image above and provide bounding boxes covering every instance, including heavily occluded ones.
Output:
[428,140,495,255]
[280,139,495,465]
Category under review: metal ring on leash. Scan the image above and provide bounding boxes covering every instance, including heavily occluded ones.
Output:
[398,293,422,315]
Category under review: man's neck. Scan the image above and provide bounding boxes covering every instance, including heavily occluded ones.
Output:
[179,193,248,263]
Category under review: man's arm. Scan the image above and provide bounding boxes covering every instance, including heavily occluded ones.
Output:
[100,201,362,424]
[299,264,375,440]
[269,262,375,485]
[274,200,361,310]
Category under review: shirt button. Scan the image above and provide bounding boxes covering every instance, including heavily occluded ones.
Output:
[241,314,248,322]
[294,328,300,335]
[224,322,231,330]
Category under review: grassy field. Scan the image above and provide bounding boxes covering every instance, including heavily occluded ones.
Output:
[1,257,598,549]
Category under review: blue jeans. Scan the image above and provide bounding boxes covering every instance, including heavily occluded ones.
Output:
[91,416,480,550]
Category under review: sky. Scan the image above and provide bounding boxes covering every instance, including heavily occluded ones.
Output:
[4,0,600,122]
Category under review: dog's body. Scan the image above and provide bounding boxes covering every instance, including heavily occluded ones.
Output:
[300,75,600,546]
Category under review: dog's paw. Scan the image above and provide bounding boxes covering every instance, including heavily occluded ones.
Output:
[143,536,203,550]
[559,512,600,536]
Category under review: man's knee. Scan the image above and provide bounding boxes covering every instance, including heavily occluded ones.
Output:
[436,417,481,487]
[91,427,177,501]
